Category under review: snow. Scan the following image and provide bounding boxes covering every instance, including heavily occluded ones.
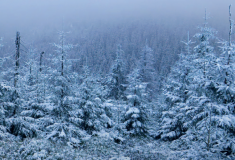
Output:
[1,83,11,90]
[43,103,54,111]
[59,129,66,137]
[103,102,114,107]
[218,115,235,128]
[127,95,138,100]
[32,150,47,159]
[70,137,81,144]
[97,130,111,139]
[94,97,101,103]
[126,107,140,116]
[82,135,91,141]
[109,156,130,160]
[46,131,57,139]
[138,83,147,89]
[0,11,235,160]
[132,122,136,127]
[131,114,139,118]
[137,121,141,127]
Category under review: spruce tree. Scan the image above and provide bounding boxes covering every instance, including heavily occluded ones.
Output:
[124,68,148,136]
[107,45,127,100]
[138,42,156,100]
[159,10,235,154]
[45,31,84,145]
[77,65,112,134]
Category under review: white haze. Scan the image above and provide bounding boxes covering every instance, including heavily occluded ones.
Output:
[0,0,234,38]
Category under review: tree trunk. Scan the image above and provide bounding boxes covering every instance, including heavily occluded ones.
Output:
[40,51,44,72]
[14,32,20,88]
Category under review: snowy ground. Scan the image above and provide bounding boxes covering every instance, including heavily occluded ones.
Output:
[0,133,233,160]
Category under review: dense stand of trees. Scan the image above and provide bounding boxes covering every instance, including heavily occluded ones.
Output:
[158,8,235,156]
[0,7,235,159]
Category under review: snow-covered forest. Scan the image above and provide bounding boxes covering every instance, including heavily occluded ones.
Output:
[0,0,235,159]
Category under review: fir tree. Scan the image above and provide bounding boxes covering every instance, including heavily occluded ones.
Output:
[107,45,127,100]
[138,42,156,100]
[77,65,112,134]
[159,10,235,154]
[45,31,84,145]
[124,68,148,136]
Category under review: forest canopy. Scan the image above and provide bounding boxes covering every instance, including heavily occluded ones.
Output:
[0,1,235,159]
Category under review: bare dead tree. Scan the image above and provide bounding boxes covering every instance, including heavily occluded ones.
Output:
[14,32,20,88]
[225,5,233,85]
[40,51,44,72]
[229,5,232,48]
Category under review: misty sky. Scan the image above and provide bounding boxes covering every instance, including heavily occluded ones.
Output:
[0,0,234,39]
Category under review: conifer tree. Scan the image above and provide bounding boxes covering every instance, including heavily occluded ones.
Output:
[159,9,235,154]
[159,14,218,141]
[4,33,41,140]
[138,42,156,100]
[76,65,112,134]
[45,31,84,145]
[124,68,148,136]
[107,45,127,100]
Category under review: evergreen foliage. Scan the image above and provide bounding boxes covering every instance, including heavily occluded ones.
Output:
[77,65,112,134]
[159,17,235,154]
[107,45,127,100]
[138,43,156,99]
[124,69,148,136]
[1,7,235,159]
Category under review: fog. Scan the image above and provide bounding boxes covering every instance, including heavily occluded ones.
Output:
[0,0,234,74]
[0,0,234,38]
[0,0,234,70]
[1,1,235,159]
